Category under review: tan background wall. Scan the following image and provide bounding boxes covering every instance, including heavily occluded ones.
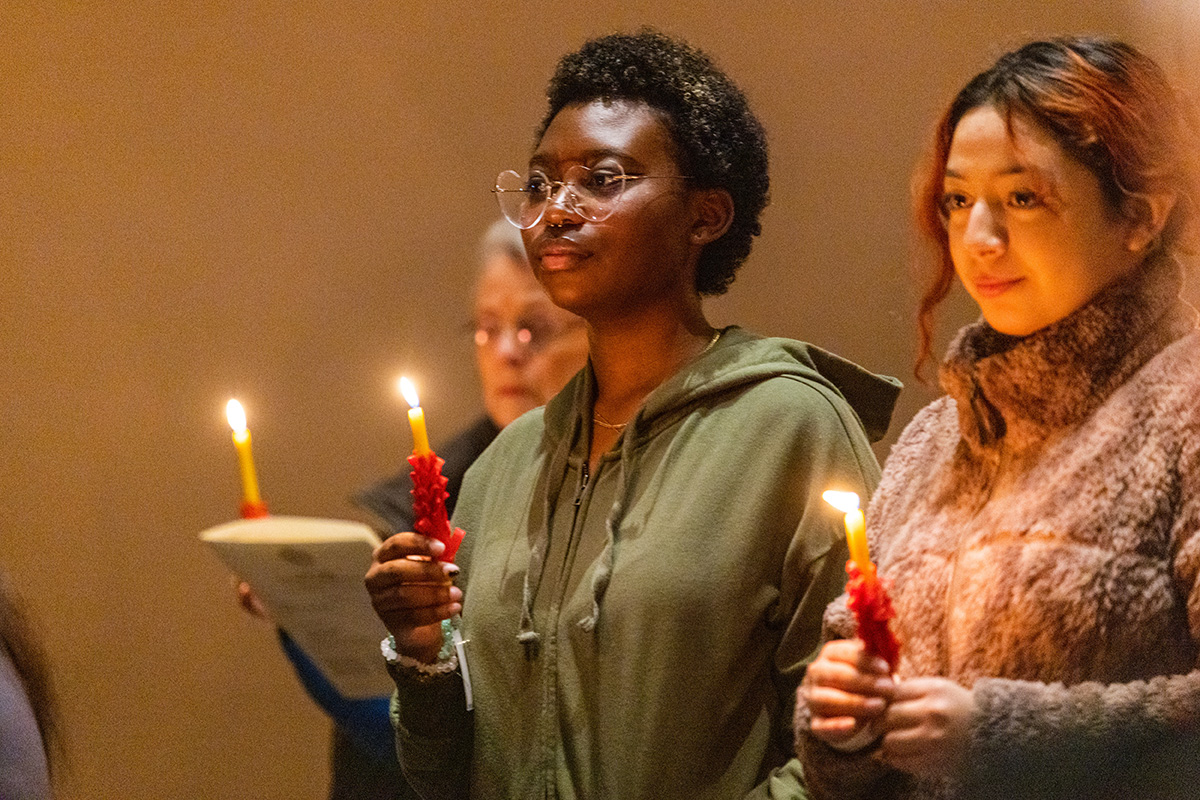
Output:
[1,3,1195,798]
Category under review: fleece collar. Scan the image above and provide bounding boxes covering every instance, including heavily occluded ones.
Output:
[940,254,1194,452]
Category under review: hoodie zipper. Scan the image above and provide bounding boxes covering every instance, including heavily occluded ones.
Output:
[535,459,592,795]
[573,461,590,508]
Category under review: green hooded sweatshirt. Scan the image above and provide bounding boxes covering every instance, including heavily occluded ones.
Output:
[391,326,900,800]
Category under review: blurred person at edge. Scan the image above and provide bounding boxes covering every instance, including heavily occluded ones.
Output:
[1,570,62,800]
[796,36,1200,800]
[237,219,587,800]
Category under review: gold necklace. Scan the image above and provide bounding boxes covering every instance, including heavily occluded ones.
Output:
[592,411,628,432]
[591,329,722,433]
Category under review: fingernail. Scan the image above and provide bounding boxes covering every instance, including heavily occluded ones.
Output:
[443,563,460,577]
[429,539,446,556]
[865,696,885,712]
[449,587,463,603]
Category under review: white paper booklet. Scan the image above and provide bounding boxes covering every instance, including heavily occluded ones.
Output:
[200,515,391,698]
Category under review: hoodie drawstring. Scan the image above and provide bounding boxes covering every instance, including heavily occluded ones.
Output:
[577,429,635,632]
[515,391,642,653]
[515,402,576,661]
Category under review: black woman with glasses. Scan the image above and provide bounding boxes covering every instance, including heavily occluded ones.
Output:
[365,29,900,800]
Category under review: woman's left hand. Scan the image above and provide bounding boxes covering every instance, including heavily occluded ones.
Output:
[875,677,977,779]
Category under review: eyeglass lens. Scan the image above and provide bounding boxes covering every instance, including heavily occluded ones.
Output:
[474,318,576,353]
[493,164,627,230]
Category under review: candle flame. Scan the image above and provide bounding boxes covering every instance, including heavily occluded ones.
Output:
[226,399,248,434]
[822,490,861,514]
[398,376,420,409]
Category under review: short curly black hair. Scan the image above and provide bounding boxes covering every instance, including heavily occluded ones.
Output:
[537,29,770,296]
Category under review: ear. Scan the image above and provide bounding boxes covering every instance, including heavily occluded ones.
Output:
[689,187,735,247]
[1125,190,1177,253]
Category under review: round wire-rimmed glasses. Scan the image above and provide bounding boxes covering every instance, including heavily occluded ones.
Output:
[470,315,586,355]
[492,163,691,229]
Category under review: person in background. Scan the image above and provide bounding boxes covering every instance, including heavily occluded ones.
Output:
[366,29,899,800]
[796,36,1200,800]
[354,219,590,533]
[1,569,61,800]
[242,219,587,800]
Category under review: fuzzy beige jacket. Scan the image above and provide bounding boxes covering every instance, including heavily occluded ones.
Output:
[797,256,1200,800]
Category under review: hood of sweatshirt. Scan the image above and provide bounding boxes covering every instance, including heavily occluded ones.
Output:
[546,326,899,452]
[514,326,902,654]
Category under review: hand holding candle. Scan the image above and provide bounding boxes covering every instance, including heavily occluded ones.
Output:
[399,377,465,563]
[823,490,900,672]
[226,399,269,519]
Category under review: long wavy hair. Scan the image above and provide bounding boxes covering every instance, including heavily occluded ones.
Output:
[912,37,1200,379]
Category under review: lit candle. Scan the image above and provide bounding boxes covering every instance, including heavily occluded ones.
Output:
[398,377,431,456]
[823,488,901,671]
[226,399,268,518]
[396,375,464,563]
[823,490,871,578]
[226,399,261,504]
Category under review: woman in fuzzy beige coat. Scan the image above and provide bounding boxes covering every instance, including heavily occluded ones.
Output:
[796,37,1200,800]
